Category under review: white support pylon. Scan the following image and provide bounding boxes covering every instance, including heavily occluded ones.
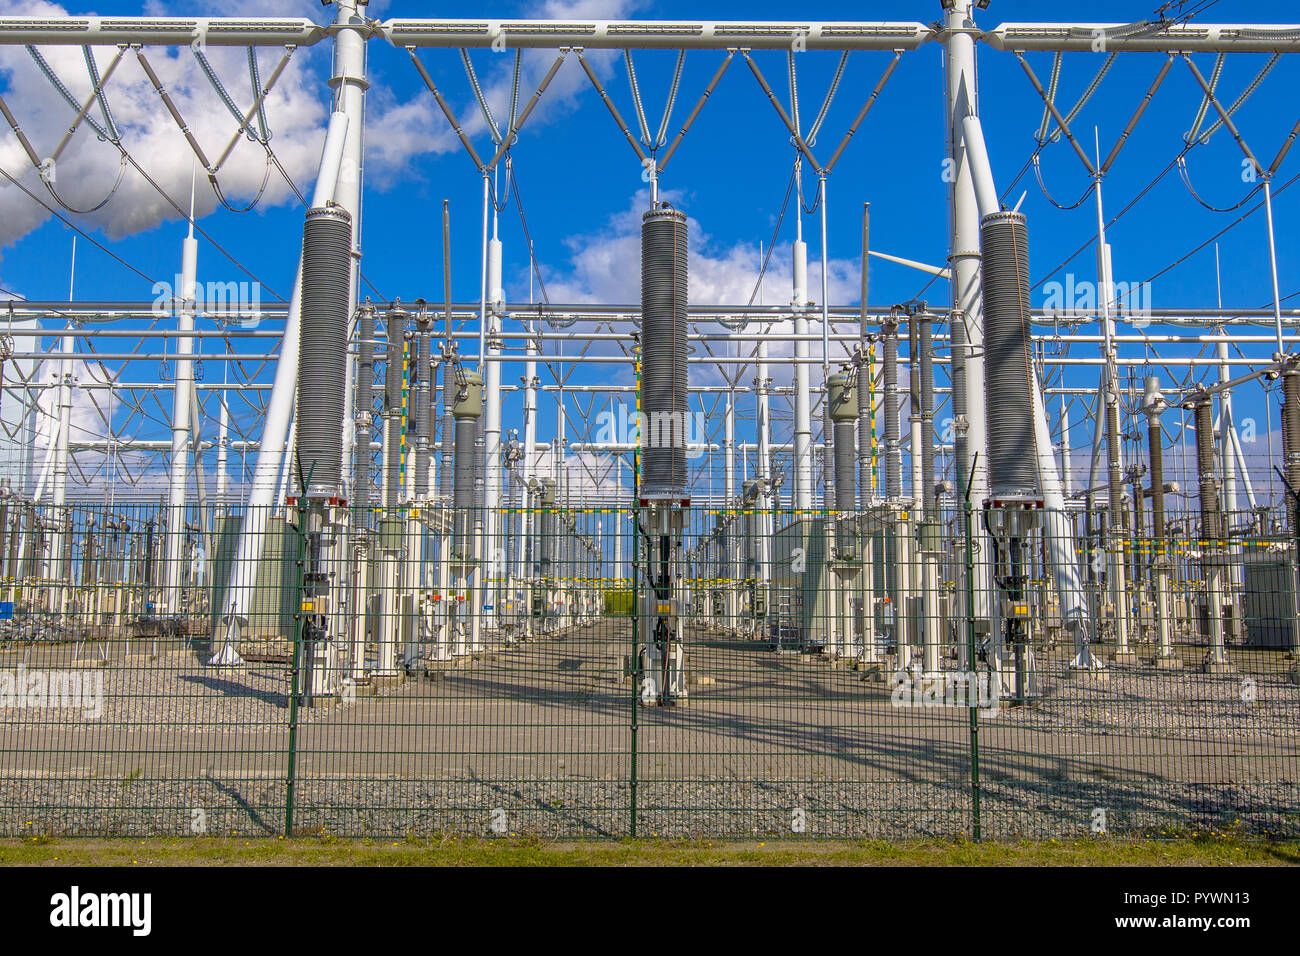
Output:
[943,0,993,630]
[212,0,364,659]
[165,192,198,617]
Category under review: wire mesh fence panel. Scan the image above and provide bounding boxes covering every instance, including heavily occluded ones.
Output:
[287,504,632,839]
[631,506,974,839]
[0,496,1297,840]
[0,501,290,837]
[973,506,1300,841]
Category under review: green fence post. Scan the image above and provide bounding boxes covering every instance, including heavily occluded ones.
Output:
[963,454,982,843]
[285,462,313,839]
[630,508,640,839]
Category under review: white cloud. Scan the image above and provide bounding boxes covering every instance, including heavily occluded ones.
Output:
[535,189,860,387]
[0,0,330,246]
[363,0,651,179]
[0,0,658,249]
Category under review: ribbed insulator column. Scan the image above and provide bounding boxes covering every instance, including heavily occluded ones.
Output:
[828,370,858,515]
[1106,396,1124,529]
[414,318,432,497]
[979,210,1039,499]
[1284,369,1300,532]
[883,317,901,500]
[822,395,835,510]
[1193,397,1222,542]
[919,313,937,516]
[383,319,404,510]
[1147,416,1166,544]
[855,356,873,508]
[640,207,689,498]
[834,420,857,514]
[354,305,374,532]
[80,515,96,586]
[536,480,555,574]
[297,205,353,498]
[474,411,486,511]
[439,353,455,503]
[451,370,483,559]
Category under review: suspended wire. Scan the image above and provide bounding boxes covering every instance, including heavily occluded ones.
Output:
[744,166,798,311]
[23,46,291,295]
[1176,153,1262,213]
[1031,154,1096,210]
[210,154,275,213]
[1032,150,1186,292]
[795,151,820,215]
[21,45,129,214]
[508,168,553,312]
[44,155,130,214]
[1142,166,1300,287]
[0,162,158,286]
[116,145,286,299]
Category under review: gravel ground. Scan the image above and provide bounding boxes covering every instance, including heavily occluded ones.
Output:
[1,629,1297,839]
[0,775,1294,840]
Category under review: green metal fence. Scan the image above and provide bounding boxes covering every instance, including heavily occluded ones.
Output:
[0,499,1296,840]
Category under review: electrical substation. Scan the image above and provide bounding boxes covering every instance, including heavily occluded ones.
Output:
[0,1,1299,840]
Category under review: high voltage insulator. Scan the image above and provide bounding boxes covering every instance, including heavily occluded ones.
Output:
[354,303,375,532]
[827,369,858,515]
[1283,368,1300,531]
[979,210,1038,500]
[383,309,405,510]
[640,206,689,499]
[415,310,433,496]
[882,313,901,501]
[297,204,352,499]
[1192,393,1222,541]
[452,369,483,559]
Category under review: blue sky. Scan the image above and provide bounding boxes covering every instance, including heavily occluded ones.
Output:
[2,0,1299,504]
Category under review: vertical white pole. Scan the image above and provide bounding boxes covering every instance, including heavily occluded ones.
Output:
[1264,180,1286,356]
[793,212,812,511]
[1093,139,1132,662]
[166,206,198,615]
[214,13,358,639]
[484,199,503,628]
[216,390,229,502]
[757,241,773,568]
[944,0,991,624]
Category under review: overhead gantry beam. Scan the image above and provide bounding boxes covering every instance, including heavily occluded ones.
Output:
[983,22,1300,53]
[379,19,934,50]
[0,16,1299,54]
[0,16,326,46]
